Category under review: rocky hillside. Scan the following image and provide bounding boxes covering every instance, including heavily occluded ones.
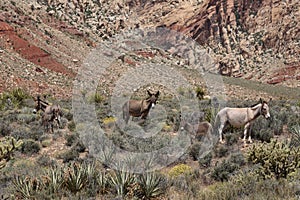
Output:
[0,0,299,99]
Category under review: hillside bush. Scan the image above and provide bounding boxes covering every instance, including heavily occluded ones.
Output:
[198,152,212,168]
[247,139,300,179]
[211,160,239,182]
[20,139,41,155]
[199,171,298,199]
[168,164,192,178]
[0,120,12,137]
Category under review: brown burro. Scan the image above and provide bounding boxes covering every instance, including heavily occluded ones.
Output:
[33,95,62,133]
[122,90,160,124]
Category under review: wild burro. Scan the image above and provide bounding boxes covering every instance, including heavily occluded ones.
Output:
[215,98,271,144]
[33,95,62,133]
[122,90,160,124]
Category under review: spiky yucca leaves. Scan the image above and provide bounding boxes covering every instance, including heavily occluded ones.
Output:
[135,172,165,200]
[97,170,109,194]
[63,162,88,193]
[247,139,300,179]
[44,165,64,194]
[109,166,135,198]
[0,136,23,169]
[13,175,42,199]
[290,124,300,147]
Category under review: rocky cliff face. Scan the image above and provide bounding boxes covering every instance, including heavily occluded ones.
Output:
[0,0,299,98]
[141,0,300,86]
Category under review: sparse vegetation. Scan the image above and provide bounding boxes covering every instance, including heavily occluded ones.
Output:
[0,94,299,199]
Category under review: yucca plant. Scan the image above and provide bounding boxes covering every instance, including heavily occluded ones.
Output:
[63,162,88,193]
[136,172,164,199]
[13,175,42,199]
[44,165,64,194]
[97,170,109,194]
[109,167,135,198]
[290,124,300,147]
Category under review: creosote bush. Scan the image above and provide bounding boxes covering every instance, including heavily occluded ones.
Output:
[168,164,192,178]
[20,139,41,155]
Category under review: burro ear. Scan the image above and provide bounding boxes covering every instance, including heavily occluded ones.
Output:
[147,90,152,96]
[259,98,263,104]
[155,91,160,97]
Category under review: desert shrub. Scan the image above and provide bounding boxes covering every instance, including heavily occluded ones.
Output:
[64,110,73,121]
[67,121,76,132]
[58,149,79,163]
[195,86,205,100]
[0,120,12,137]
[102,117,116,129]
[17,113,37,124]
[188,142,202,161]
[199,171,298,200]
[65,133,78,146]
[198,152,212,168]
[88,92,104,104]
[10,127,32,140]
[36,154,56,167]
[213,144,229,158]
[211,160,239,182]
[227,153,246,169]
[168,164,192,178]
[224,133,239,145]
[247,139,300,179]
[71,140,86,153]
[20,139,41,155]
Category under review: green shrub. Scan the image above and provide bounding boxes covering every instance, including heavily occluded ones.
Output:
[65,133,78,146]
[0,120,12,137]
[198,152,212,168]
[88,92,104,104]
[224,133,239,145]
[67,121,76,132]
[228,152,245,166]
[189,142,202,161]
[168,164,192,178]
[36,154,56,167]
[199,171,298,199]
[20,139,41,155]
[213,144,229,158]
[58,149,79,163]
[211,160,239,182]
[247,140,300,179]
